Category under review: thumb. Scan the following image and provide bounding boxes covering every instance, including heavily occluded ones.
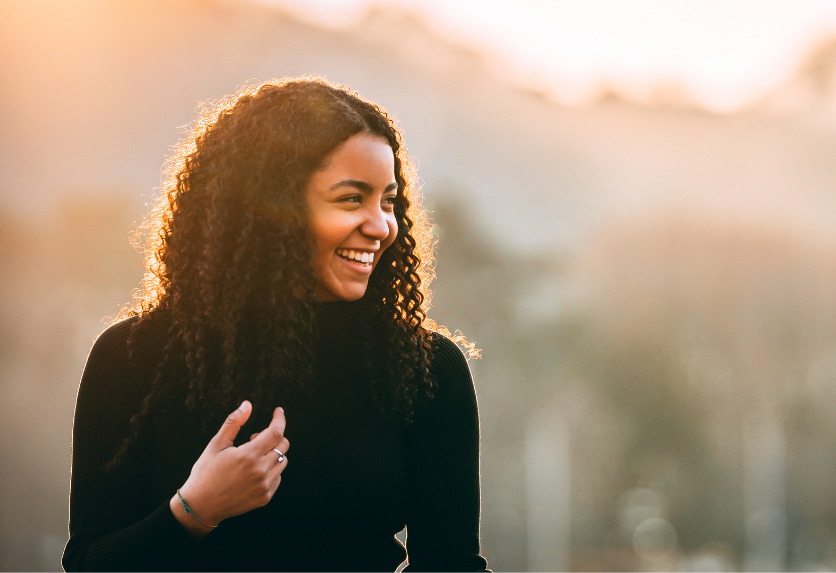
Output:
[212,400,251,449]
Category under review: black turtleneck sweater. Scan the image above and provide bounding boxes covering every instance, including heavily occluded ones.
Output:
[62,302,488,572]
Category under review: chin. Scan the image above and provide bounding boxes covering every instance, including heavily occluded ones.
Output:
[339,288,367,301]
[319,283,369,302]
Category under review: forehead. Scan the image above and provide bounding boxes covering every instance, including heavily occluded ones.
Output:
[315,134,395,181]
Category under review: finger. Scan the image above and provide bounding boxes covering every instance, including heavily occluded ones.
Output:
[267,471,283,498]
[249,433,259,442]
[262,436,290,468]
[249,407,286,455]
[250,407,286,454]
[269,442,289,473]
[211,401,251,449]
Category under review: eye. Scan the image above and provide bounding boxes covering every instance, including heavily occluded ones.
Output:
[338,194,362,204]
[382,195,397,210]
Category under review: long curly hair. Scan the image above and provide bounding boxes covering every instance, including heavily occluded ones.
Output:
[107,77,474,469]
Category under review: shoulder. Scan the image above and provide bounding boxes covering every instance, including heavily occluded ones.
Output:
[83,316,139,384]
[77,312,168,411]
[92,315,138,352]
[83,312,169,393]
[426,332,477,410]
[78,316,142,396]
[429,333,471,382]
[74,316,145,440]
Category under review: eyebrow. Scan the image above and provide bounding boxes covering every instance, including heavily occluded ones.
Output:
[330,179,398,193]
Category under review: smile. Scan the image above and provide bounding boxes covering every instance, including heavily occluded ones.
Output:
[335,248,374,267]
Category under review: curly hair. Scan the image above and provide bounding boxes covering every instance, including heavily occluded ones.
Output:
[107,77,476,469]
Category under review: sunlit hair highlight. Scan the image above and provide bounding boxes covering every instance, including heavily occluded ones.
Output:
[108,77,475,469]
[138,76,440,316]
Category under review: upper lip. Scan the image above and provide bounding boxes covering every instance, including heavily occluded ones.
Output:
[337,248,377,253]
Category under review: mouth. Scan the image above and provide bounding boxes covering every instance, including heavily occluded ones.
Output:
[335,248,375,267]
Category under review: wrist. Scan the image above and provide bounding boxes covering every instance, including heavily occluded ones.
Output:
[179,483,225,525]
[169,488,221,539]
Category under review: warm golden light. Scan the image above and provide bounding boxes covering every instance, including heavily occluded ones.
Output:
[5,0,836,570]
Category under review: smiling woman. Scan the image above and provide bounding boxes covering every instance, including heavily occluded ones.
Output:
[306,133,399,302]
[62,77,488,572]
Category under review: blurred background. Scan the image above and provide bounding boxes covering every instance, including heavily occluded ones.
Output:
[4,0,836,570]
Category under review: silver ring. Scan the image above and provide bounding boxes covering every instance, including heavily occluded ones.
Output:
[273,448,284,463]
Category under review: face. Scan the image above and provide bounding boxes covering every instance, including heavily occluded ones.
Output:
[305,133,399,302]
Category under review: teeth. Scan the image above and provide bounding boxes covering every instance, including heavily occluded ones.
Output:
[336,249,374,265]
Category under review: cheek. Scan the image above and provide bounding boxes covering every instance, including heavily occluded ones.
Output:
[308,230,335,280]
[309,216,340,253]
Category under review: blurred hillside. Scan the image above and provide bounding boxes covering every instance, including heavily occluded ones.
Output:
[2,0,836,571]
[758,35,836,125]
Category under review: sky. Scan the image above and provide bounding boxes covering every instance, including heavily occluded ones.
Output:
[262,0,836,112]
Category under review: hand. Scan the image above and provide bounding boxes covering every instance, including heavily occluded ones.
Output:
[169,401,289,538]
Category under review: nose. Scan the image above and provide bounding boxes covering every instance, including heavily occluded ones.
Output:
[360,205,391,241]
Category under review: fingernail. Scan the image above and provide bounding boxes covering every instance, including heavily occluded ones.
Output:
[238,401,248,411]
[278,407,284,414]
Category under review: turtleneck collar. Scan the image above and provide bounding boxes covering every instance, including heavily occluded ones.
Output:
[314,299,367,352]
[315,298,365,324]
[311,299,369,383]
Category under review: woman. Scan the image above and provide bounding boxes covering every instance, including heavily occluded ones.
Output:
[62,77,488,572]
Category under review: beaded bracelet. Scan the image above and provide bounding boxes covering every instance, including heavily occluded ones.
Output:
[176,489,219,529]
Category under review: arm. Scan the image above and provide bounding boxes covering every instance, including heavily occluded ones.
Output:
[63,319,291,571]
[62,319,199,572]
[403,335,490,572]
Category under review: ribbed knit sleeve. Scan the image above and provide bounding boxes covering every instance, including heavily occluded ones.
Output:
[62,318,198,572]
[403,335,489,572]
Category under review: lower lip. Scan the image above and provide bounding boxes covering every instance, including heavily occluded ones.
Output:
[337,254,374,274]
